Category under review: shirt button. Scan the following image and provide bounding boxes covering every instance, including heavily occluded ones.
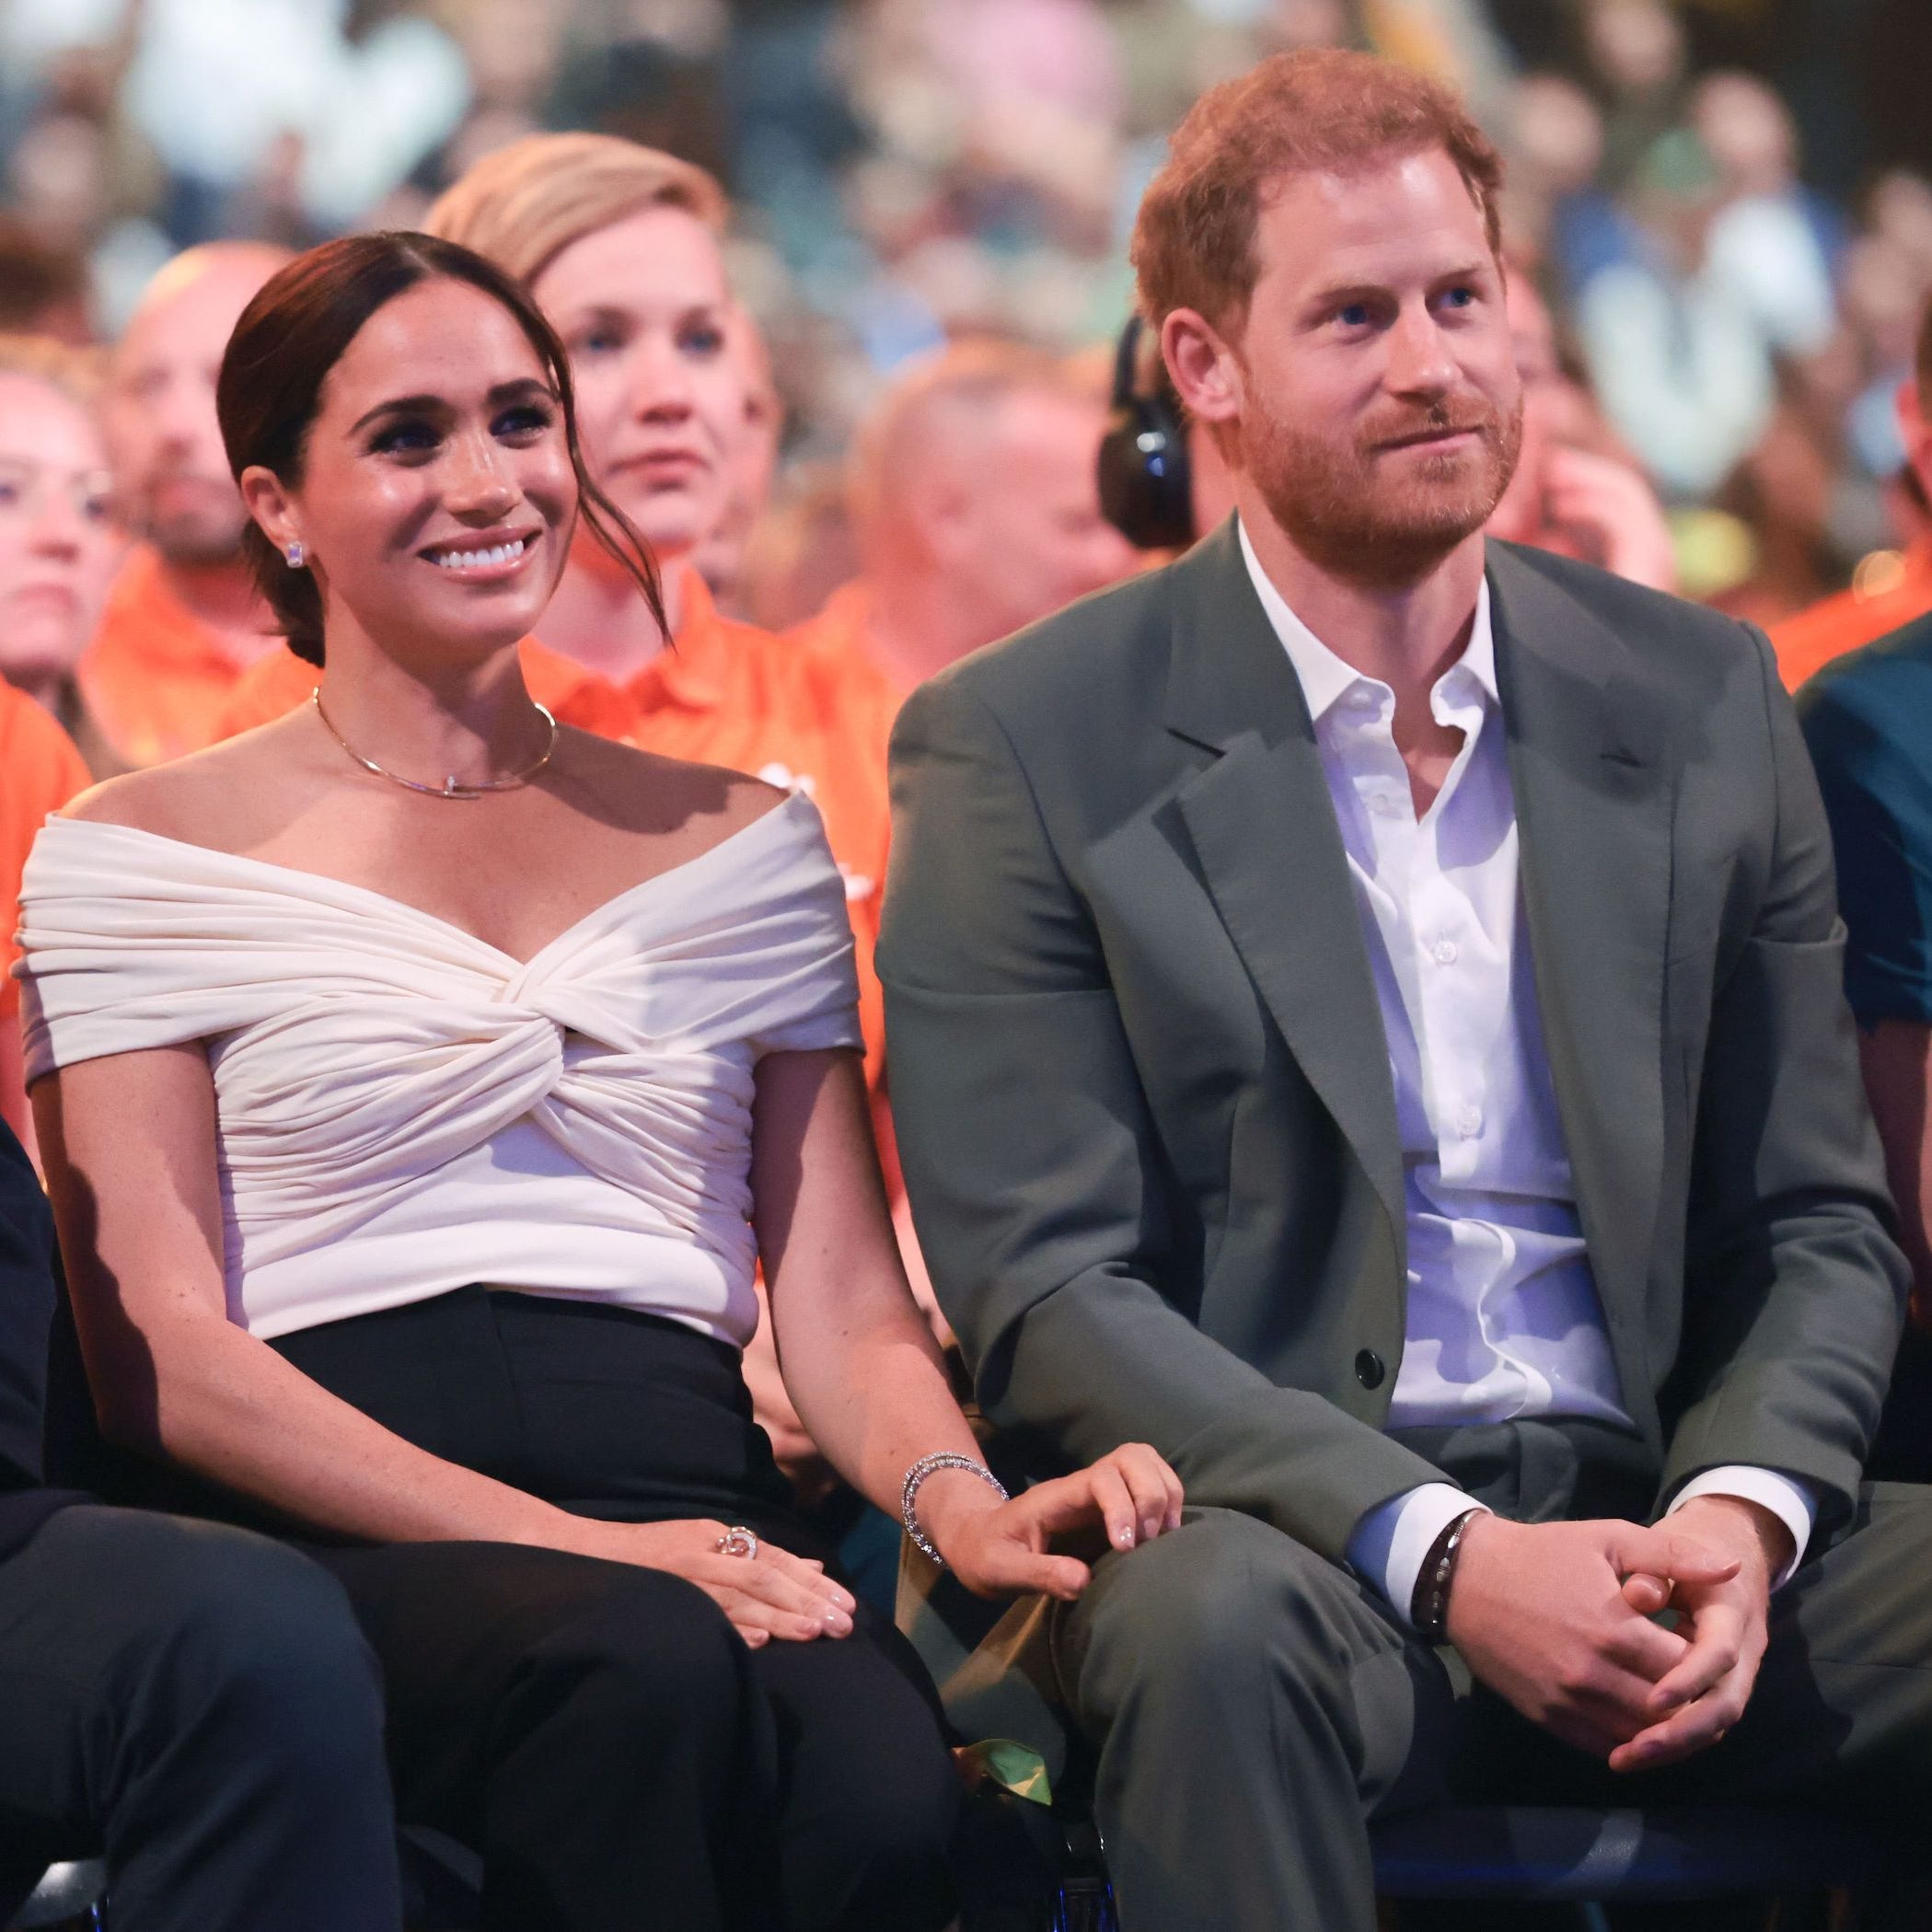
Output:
[1346,688,1378,711]
[1431,938,1458,965]
[1456,1105,1483,1139]
[1355,1348,1386,1390]
[1370,792,1404,817]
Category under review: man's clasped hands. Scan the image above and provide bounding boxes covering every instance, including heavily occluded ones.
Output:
[1448,1496,1794,1772]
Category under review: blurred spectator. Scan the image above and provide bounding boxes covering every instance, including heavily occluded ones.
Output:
[740,461,862,633]
[1487,270,1678,590]
[1690,71,1839,358]
[1708,401,1843,628]
[0,335,125,775]
[1573,129,1778,501]
[1582,0,1688,189]
[82,242,286,765]
[693,306,784,619]
[792,336,1138,723]
[1772,295,1932,687]
[121,0,467,241]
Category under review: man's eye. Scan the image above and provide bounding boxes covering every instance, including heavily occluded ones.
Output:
[1442,285,1476,309]
[1336,304,1371,329]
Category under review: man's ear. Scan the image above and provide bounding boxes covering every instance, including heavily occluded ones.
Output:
[1163,308,1242,433]
[238,465,300,556]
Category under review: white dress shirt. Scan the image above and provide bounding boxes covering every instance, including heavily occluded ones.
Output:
[1235,522,1813,1623]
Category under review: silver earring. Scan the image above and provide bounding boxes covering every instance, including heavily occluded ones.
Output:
[284,541,306,568]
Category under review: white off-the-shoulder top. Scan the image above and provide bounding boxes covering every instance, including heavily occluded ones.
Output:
[17,792,862,1347]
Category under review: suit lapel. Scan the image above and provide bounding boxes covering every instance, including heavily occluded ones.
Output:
[1489,545,1672,1394]
[1164,525,1406,1243]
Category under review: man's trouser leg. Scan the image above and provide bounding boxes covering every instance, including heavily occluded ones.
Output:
[1053,1505,1453,1932]
[0,1506,402,1932]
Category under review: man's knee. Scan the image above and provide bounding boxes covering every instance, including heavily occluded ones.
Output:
[1067,1510,1379,1718]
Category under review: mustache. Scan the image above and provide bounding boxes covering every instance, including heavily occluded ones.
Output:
[1362,399,1499,450]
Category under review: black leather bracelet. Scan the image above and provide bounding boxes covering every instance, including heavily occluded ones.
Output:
[1410,1506,1483,1643]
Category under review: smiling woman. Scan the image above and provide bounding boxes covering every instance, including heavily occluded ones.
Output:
[15,228,1183,1932]
[215,231,663,672]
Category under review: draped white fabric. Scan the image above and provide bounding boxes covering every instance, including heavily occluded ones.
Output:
[17,792,862,1345]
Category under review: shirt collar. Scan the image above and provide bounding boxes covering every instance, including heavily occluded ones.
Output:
[1235,515,1498,721]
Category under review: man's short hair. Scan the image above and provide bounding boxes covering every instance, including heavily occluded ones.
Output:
[1131,46,1505,335]
[424,132,726,285]
[848,337,1085,536]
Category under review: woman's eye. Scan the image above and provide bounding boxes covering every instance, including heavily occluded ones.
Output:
[493,404,554,439]
[370,421,439,456]
[574,326,625,357]
[0,480,19,507]
[681,323,726,357]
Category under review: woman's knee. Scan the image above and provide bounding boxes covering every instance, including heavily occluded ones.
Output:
[516,1564,752,1747]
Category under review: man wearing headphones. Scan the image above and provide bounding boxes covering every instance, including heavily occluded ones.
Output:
[1101,283,1676,593]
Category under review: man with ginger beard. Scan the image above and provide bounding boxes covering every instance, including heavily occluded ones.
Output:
[82,245,289,766]
[881,47,1932,1932]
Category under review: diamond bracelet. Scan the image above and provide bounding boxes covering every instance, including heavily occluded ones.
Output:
[900,1452,1009,1567]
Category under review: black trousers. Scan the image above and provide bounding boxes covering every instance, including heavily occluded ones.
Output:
[255,1287,959,1932]
[0,1505,401,1932]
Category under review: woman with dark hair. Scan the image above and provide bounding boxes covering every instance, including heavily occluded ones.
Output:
[17,232,1182,1932]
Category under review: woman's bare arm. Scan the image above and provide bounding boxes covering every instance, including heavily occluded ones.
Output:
[752,1047,1182,1599]
[35,1042,854,1642]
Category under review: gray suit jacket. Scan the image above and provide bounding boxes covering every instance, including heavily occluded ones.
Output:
[879,522,1907,1568]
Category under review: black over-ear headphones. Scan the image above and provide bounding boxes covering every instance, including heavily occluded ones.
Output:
[1097,313,1195,550]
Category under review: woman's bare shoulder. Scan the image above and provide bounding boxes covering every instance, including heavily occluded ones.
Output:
[59,715,316,844]
[556,729,792,842]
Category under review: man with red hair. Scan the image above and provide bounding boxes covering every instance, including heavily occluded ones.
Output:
[883,48,1931,1932]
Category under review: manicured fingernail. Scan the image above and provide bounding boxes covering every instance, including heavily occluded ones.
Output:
[1116,1526,1136,1548]
[824,1609,852,1635]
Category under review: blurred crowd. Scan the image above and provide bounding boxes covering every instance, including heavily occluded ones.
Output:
[2,0,1930,637]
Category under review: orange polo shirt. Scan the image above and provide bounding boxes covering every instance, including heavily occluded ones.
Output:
[79,545,281,768]
[1,687,92,1017]
[789,582,905,772]
[212,573,893,1085]
[1771,544,1932,691]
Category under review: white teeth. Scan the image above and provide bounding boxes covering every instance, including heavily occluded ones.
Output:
[432,537,526,570]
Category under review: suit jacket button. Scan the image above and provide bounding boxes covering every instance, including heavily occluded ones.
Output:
[1355,1348,1386,1390]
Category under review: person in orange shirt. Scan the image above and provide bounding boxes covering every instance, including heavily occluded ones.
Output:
[792,338,1140,754]
[1772,296,1932,690]
[0,336,128,778]
[84,245,292,766]
[0,684,90,1142]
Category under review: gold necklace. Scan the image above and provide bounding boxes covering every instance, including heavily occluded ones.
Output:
[311,688,559,801]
